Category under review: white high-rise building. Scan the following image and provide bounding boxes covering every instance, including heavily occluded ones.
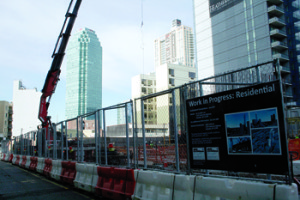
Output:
[154,19,195,69]
[12,80,41,137]
[131,20,197,128]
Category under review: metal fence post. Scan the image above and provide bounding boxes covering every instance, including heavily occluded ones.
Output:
[76,117,79,162]
[61,123,64,160]
[172,90,180,172]
[125,103,130,168]
[141,99,147,169]
[65,121,68,161]
[95,112,98,164]
[21,134,24,156]
[37,130,41,157]
[183,86,191,174]
[103,109,107,165]
[80,117,84,162]
[133,99,138,168]
[53,124,57,160]
[130,100,136,168]
[98,110,102,165]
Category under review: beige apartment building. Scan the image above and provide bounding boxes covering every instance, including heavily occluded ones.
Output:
[0,101,13,140]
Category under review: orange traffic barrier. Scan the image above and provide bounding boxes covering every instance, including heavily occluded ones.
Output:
[289,139,300,160]
[95,166,136,200]
[20,156,27,168]
[29,157,38,171]
[43,158,53,177]
[8,154,13,163]
[60,161,77,184]
[2,153,6,161]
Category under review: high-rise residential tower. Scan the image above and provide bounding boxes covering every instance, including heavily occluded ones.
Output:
[154,19,195,69]
[65,28,102,119]
[131,20,196,139]
[193,0,300,105]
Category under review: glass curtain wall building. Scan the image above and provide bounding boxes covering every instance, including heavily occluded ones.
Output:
[65,28,102,119]
[193,0,300,105]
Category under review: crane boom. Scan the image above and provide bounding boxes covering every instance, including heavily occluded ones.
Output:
[38,0,82,128]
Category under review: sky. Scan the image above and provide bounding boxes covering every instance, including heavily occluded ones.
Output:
[0,0,194,123]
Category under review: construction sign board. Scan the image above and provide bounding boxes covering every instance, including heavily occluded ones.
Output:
[186,80,289,174]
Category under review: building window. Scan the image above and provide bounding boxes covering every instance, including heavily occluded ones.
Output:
[142,87,147,93]
[189,72,196,79]
[169,69,175,77]
[169,78,175,86]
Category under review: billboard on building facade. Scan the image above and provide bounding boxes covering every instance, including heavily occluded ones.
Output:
[209,0,243,17]
[186,80,289,174]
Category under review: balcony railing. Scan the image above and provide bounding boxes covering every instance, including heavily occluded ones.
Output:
[283,91,293,98]
[279,66,291,73]
[270,29,287,39]
[269,17,286,27]
[271,41,288,50]
[282,78,292,85]
[268,5,284,16]
[273,53,289,61]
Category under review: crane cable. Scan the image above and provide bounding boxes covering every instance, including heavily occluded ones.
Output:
[141,0,144,78]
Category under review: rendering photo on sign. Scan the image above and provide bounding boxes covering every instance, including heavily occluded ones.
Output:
[225,108,281,155]
[186,81,289,174]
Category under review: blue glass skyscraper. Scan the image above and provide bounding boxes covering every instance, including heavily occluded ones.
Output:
[194,0,300,105]
[65,28,102,119]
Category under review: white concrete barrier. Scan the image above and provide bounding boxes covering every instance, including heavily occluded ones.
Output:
[4,154,10,162]
[132,170,159,200]
[74,163,94,192]
[293,160,300,175]
[54,160,62,180]
[74,163,86,189]
[12,154,17,164]
[25,156,31,169]
[275,183,298,200]
[91,164,98,193]
[173,175,195,200]
[50,160,57,179]
[50,160,62,181]
[83,164,94,192]
[19,156,25,167]
[36,157,45,174]
[135,172,298,200]
[156,172,175,200]
[194,176,276,200]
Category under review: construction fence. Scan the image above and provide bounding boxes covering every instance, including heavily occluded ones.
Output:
[1,60,296,180]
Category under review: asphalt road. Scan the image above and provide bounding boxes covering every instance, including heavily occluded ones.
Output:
[0,161,96,200]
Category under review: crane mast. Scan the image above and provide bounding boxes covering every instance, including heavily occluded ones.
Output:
[38,0,82,130]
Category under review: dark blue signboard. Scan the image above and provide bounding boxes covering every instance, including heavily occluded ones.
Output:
[209,0,243,17]
[186,81,289,175]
